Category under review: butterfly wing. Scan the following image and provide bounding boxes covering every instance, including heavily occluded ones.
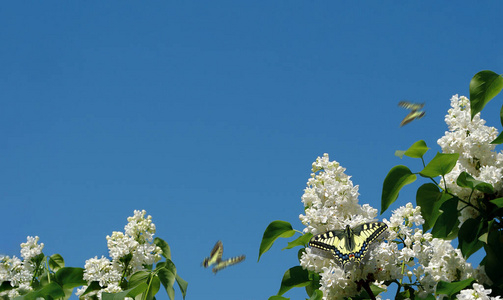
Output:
[350,222,388,255]
[309,222,388,267]
[202,241,224,268]
[212,255,246,274]
[398,101,424,111]
[400,110,425,127]
[309,227,351,266]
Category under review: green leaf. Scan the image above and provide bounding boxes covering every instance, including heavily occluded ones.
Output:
[456,172,495,194]
[458,217,485,258]
[305,271,321,297]
[370,284,387,296]
[283,233,313,250]
[268,296,290,300]
[0,281,14,294]
[420,152,459,178]
[421,293,436,300]
[175,274,188,300]
[396,289,411,300]
[489,197,503,208]
[129,270,150,287]
[395,150,406,159]
[102,283,148,300]
[31,253,45,266]
[470,70,503,120]
[491,104,503,144]
[49,254,65,271]
[277,266,311,296]
[435,278,474,297]
[483,230,503,286]
[381,165,416,213]
[145,274,161,300]
[154,237,171,260]
[431,197,459,238]
[157,260,177,300]
[308,289,323,300]
[81,281,101,296]
[17,282,65,300]
[355,284,389,300]
[404,140,430,158]
[492,132,503,144]
[55,267,87,289]
[258,220,295,261]
[416,184,447,232]
[479,232,489,244]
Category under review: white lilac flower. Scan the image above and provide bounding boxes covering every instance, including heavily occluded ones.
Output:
[417,238,474,291]
[124,210,156,243]
[0,237,43,298]
[457,283,501,300]
[299,154,377,236]
[77,210,163,298]
[130,243,163,271]
[80,256,121,287]
[437,95,503,224]
[383,203,477,296]
[299,154,396,299]
[20,236,44,261]
[107,231,139,261]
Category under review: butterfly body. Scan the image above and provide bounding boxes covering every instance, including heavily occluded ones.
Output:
[399,101,425,126]
[309,222,388,267]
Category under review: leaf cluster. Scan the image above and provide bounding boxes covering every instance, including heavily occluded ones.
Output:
[258,221,322,300]
[0,254,86,300]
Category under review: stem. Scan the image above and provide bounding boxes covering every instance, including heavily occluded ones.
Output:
[399,260,406,286]
[142,274,153,300]
[360,280,376,300]
[442,175,448,193]
[45,259,51,283]
[428,176,439,186]
[394,280,403,300]
[456,194,487,215]
[30,257,44,286]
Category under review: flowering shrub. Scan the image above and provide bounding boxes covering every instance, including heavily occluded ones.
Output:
[0,210,187,300]
[259,70,503,299]
[0,236,49,299]
[2,70,502,300]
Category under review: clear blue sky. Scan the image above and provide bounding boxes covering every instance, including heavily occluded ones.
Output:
[2,2,503,299]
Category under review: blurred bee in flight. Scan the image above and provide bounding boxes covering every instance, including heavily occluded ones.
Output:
[398,101,425,126]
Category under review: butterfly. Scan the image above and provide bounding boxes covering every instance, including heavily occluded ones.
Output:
[398,101,425,126]
[309,222,388,267]
[202,241,245,274]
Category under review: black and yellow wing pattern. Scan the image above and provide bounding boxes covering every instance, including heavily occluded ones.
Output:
[398,101,425,126]
[398,101,424,111]
[202,241,224,268]
[309,222,388,267]
[203,241,245,273]
[212,255,246,274]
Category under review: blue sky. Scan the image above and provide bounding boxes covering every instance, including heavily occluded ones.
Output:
[2,2,503,299]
